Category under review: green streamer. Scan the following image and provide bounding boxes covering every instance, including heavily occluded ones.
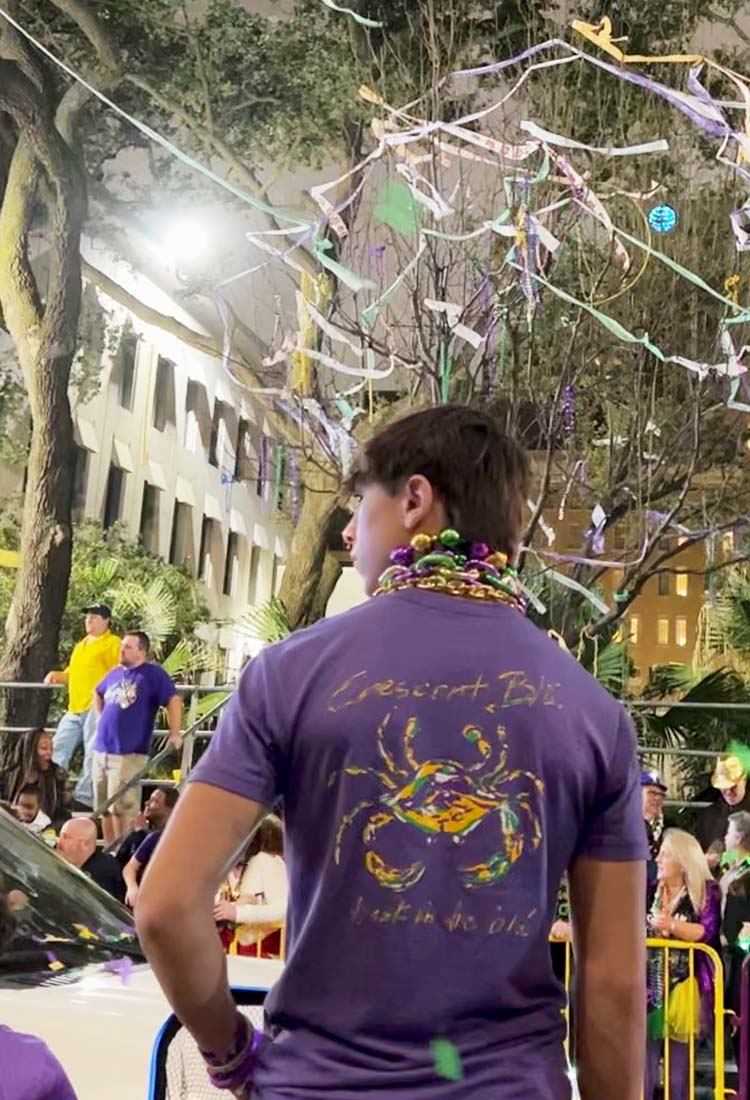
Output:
[273,443,284,512]
[614,226,741,313]
[522,268,667,362]
[361,240,427,327]
[319,0,383,27]
[439,341,453,403]
[314,239,376,294]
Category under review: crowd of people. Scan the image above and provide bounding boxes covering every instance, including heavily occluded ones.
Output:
[551,751,750,1099]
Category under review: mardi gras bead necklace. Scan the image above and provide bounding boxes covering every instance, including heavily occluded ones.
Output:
[375,529,526,612]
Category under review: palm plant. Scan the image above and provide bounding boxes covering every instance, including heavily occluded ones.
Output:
[235,597,292,647]
[638,664,750,800]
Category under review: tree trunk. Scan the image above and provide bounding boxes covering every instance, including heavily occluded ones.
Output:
[277,460,342,629]
[0,61,85,728]
[1,379,77,727]
[306,551,344,625]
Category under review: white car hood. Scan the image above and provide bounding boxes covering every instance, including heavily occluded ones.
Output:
[0,956,283,1100]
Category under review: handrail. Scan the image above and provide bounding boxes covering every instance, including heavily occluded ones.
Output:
[0,681,236,692]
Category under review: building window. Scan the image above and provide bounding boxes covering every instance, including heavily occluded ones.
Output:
[629,616,640,645]
[223,532,241,597]
[271,555,285,596]
[235,418,256,482]
[657,618,670,646]
[247,544,261,605]
[153,356,176,432]
[676,570,688,598]
[184,380,200,453]
[209,401,227,469]
[167,502,193,569]
[657,572,670,597]
[676,617,688,647]
[723,532,735,555]
[198,517,216,585]
[613,525,626,550]
[72,445,89,521]
[117,331,138,411]
[139,483,161,555]
[613,624,624,644]
[704,571,713,593]
[102,463,125,530]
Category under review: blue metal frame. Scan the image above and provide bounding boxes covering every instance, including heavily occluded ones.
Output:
[147,984,268,1099]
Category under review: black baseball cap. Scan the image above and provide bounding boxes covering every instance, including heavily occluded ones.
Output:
[83,604,112,619]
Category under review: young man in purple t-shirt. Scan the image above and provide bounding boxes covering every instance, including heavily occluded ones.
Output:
[92,631,182,846]
[138,406,646,1100]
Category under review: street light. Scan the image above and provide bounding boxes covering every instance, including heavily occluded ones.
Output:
[162,217,209,268]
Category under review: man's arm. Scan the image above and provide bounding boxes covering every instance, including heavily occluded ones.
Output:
[569,858,646,1100]
[165,694,184,750]
[93,690,104,716]
[122,856,143,909]
[136,781,265,1056]
[44,668,69,686]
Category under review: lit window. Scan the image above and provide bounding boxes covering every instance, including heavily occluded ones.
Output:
[676,617,688,647]
[676,571,688,598]
[657,618,669,646]
[723,532,735,555]
[629,616,640,645]
[613,624,624,644]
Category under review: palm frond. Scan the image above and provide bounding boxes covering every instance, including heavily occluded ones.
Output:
[578,637,630,696]
[111,577,178,653]
[162,638,221,680]
[235,597,291,645]
[641,664,750,796]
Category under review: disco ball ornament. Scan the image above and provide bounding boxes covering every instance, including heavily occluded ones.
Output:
[648,204,678,233]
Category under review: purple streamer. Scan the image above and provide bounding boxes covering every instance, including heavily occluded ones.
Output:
[289,449,301,524]
[562,384,576,434]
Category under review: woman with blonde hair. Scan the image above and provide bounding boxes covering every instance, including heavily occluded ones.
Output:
[645,828,721,1100]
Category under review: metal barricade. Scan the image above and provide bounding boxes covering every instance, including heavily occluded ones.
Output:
[552,936,728,1100]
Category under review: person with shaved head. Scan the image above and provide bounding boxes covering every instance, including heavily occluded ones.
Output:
[58,818,125,903]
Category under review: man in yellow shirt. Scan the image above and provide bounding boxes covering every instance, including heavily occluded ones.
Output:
[45,605,121,810]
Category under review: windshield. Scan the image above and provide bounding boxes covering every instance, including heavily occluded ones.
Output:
[0,809,144,984]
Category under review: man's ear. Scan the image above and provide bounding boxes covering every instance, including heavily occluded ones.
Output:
[401,475,437,532]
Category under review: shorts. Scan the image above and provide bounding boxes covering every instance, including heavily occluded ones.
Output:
[93,751,148,816]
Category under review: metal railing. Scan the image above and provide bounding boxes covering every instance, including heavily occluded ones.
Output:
[554,936,728,1100]
[0,679,236,825]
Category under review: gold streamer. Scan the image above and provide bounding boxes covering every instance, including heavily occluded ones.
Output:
[289,273,332,394]
[571,17,703,65]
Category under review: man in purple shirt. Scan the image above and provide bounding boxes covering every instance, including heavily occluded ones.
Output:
[138,406,646,1100]
[92,631,182,846]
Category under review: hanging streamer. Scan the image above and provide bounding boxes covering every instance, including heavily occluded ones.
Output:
[319,0,383,28]
[0,7,312,228]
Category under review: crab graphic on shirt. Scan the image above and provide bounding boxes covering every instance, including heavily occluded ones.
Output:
[104,676,138,710]
[330,712,544,892]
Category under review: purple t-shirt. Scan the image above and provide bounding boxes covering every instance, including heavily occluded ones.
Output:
[0,1026,77,1100]
[134,829,161,871]
[191,589,646,1100]
[94,663,176,755]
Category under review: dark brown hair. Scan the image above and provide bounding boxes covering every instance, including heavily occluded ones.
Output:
[348,405,531,554]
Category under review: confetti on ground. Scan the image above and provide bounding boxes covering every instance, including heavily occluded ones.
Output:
[46,952,65,972]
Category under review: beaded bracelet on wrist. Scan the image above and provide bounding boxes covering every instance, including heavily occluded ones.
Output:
[200,1013,264,1096]
[374,529,526,612]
